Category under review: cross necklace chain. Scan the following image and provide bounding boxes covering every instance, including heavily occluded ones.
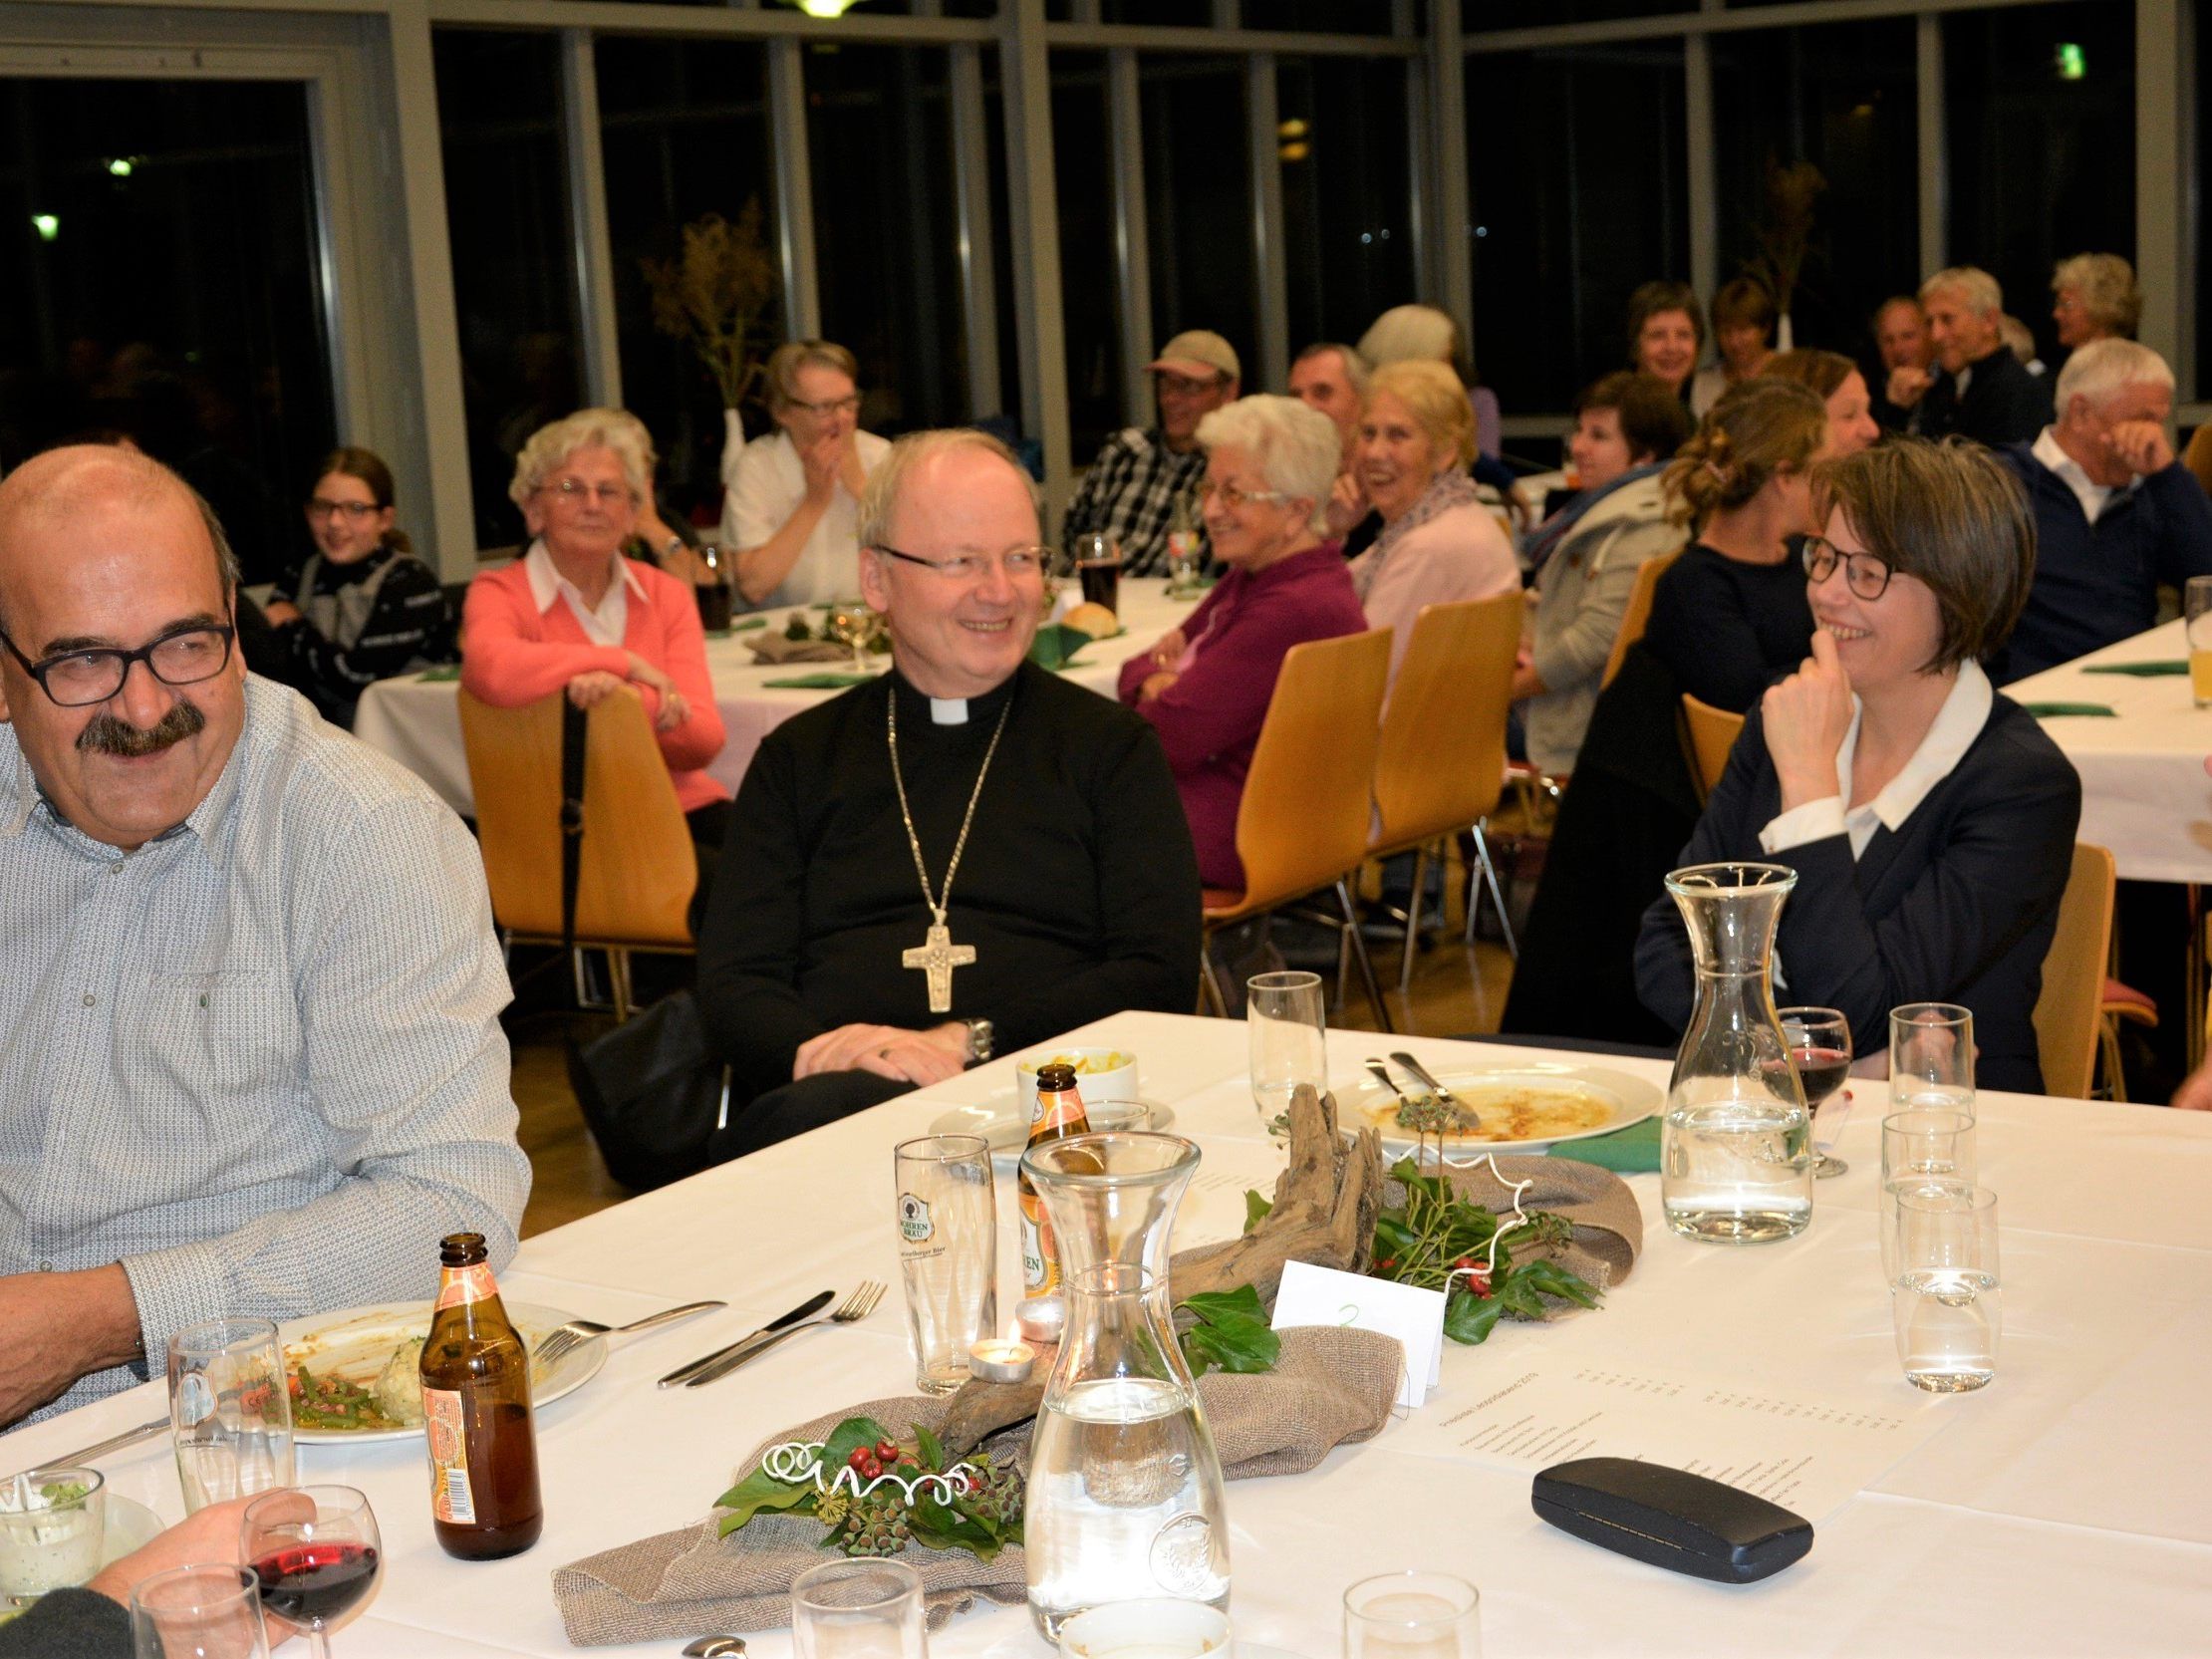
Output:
[886,686,1014,1013]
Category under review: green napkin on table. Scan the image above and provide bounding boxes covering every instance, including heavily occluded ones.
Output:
[1547,1116,1660,1174]
[2081,660,2188,677]
[761,672,878,690]
[1028,623,1097,672]
[707,618,767,639]
[2020,701,2118,718]
[415,665,461,683]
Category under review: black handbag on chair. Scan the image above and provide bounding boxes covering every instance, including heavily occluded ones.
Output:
[553,700,734,1191]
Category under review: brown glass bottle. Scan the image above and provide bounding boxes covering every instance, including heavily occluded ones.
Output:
[419,1233,543,1559]
[1017,1064,1095,1314]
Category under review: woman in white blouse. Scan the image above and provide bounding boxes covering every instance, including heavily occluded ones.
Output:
[720,340,890,609]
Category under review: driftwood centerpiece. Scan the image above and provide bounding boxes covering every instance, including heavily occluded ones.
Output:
[938,1084,1383,1455]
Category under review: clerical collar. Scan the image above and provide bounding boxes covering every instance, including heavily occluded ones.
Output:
[889,666,1021,729]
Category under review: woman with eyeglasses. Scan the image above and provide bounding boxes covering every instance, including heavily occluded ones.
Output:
[461,409,730,844]
[1118,396,1365,892]
[1633,438,2079,1091]
[260,447,447,727]
[719,340,889,611]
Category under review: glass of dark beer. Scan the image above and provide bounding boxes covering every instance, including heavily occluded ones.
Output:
[1071,532,1123,614]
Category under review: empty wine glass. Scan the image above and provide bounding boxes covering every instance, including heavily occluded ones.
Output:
[1779,1006,1852,1178]
[130,1563,270,1659]
[240,1486,382,1658]
[1247,970,1327,1140]
[829,603,875,673]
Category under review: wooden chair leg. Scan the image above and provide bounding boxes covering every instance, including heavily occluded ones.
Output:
[1336,877,1395,1033]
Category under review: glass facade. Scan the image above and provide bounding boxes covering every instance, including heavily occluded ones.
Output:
[1140,55,1257,386]
[1277,55,1418,361]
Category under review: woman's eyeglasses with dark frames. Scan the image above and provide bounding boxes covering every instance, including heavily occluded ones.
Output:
[1801,536,1894,601]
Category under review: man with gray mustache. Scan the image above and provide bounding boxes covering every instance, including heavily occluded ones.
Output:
[0,444,528,1429]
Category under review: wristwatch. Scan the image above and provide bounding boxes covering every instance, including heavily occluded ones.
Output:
[961,1018,994,1066]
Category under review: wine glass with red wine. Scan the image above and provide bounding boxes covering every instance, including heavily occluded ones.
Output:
[241,1485,382,1657]
[1779,1006,1853,1178]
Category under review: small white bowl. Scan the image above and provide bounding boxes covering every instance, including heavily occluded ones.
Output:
[1014,1046,1140,1115]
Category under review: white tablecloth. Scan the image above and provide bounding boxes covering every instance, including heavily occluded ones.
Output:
[2005,618,2212,885]
[11,1012,2209,1655]
[350,580,1194,818]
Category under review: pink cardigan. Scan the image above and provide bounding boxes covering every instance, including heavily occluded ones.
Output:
[460,557,729,813]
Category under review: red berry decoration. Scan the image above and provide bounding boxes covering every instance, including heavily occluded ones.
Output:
[877,1439,901,1462]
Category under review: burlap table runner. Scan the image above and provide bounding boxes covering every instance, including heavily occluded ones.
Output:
[746,632,849,665]
[551,1325,1400,1646]
[1382,1153,1644,1295]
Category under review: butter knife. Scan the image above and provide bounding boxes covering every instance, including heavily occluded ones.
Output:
[658,1290,833,1389]
[1390,1050,1482,1133]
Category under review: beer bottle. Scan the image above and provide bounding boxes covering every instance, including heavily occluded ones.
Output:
[420,1233,543,1560]
[1016,1063,1094,1337]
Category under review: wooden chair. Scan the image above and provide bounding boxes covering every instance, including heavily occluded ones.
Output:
[1598,547,1682,690]
[1680,693,1744,802]
[1369,593,1524,990]
[2035,844,2117,1100]
[460,687,697,1020]
[1200,628,1395,1029]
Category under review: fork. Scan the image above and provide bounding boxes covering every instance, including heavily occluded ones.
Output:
[533,1300,725,1368]
[683,1281,885,1389]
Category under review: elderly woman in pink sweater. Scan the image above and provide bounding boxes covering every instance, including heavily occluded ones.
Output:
[460,409,730,843]
[1349,359,1520,676]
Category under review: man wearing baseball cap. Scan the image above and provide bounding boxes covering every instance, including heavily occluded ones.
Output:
[1062,330,1241,575]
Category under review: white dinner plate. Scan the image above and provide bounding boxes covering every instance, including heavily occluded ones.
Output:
[98,1496,162,1567]
[279,1301,604,1444]
[1334,1061,1661,1158]
[929,1090,1176,1155]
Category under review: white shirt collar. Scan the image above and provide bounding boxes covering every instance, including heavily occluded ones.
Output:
[2032,426,2117,525]
[1828,660,1994,855]
[522,539,647,646]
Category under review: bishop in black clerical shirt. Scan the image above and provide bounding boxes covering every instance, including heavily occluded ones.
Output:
[693,428,1201,1159]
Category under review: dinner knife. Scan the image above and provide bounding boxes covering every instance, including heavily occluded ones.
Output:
[24,1414,169,1474]
[657,1290,833,1389]
[1390,1050,1482,1132]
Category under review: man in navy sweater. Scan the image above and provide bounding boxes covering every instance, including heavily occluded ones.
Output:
[1888,267,2053,449]
[1993,338,2212,682]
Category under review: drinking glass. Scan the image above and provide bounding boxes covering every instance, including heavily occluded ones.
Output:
[241,1486,382,1658]
[1247,970,1327,1138]
[893,1134,998,1396]
[1070,532,1123,614]
[2187,574,2212,707]
[0,1466,106,1607]
[790,1558,927,1657]
[169,1317,294,1514]
[130,1563,271,1659]
[1889,1003,1975,1119]
[1343,1570,1483,1658]
[1056,1598,1231,1657]
[1779,1006,1853,1179]
[1879,1109,1978,1282]
[1890,1184,2001,1392]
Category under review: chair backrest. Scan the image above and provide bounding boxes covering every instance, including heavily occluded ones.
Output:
[1599,548,1682,690]
[1680,693,1745,801]
[2034,842,2115,1099]
[459,687,696,948]
[2183,422,2212,501]
[1372,591,1524,851]
[1233,628,1394,909]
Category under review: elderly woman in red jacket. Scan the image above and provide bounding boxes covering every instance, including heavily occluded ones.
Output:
[460,408,730,843]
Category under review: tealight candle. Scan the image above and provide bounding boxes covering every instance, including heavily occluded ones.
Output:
[968,1338,1036,1385]
[1015,1294,1066,1346]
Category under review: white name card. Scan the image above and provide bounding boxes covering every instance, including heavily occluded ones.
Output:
[1271,1257,1447,1410]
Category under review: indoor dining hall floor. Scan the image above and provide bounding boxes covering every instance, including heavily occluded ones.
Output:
[510,841,1528,1238]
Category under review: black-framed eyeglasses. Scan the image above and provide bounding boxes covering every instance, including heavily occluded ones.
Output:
[0,620,236,707]
[872,544,1050,584]
[1802,535,1895,601]
[788,394,862,418]
[305,498,381,523]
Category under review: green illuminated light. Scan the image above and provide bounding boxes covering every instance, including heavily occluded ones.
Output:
[32,213,58,242]
[107,157,135,178]
[2056,42,2086,81]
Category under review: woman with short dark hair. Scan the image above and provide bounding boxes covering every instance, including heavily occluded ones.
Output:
[1626,281,1704,402]
[1691,276,1778,416]
[1632,438,2080,1092]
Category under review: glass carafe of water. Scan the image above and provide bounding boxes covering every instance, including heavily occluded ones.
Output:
[1660,862,1813,1244]
[1020,1132,1230,1640]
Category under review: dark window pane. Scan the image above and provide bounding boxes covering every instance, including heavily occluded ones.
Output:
[1141,56,1256,389]
[1474,0,1689,28]
[0,77,333,585]
[1468,41,1689,413]
[1052,52,1124,457]
[1243,1,1403,33]
[805,43,969,436]
[1277,56,1416,359]
[597,37,775,522]
[1945,3,2134,366]
[435,30,582,549]
[1711,21,1917,361]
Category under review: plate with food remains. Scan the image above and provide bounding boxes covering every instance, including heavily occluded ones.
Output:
[279,1301,604,1443]
[1334,1061,1662,1157]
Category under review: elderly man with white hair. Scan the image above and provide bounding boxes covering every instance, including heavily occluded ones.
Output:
[1887,266,2053,447]
[1993,338,2212,682]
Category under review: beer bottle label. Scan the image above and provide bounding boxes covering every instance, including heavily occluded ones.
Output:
[434,1263,498,1311]
[422,1388,476,1524]
[1019,1209,1055,1293]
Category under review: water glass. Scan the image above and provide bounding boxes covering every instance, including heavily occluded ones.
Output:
[1879,1110,1978,1282]
[893,1134,998,1396]
[791,1558,927,1657]
[1343,1570,1483,1657]
[2187,574,2212,706]
[1247,969,1327,1137]
[131,1563,271,1659]
[1890,1184,2001,1393]
[1889,1003,1975,1119]
[0,1467,106,1606]
[1057,1598,1231,1656]
[169,1317,295,1515]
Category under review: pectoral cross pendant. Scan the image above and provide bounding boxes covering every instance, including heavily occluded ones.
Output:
[902,916,976,1014]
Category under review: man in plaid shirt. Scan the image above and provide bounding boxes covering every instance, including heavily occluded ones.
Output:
[1063,330,1241,575]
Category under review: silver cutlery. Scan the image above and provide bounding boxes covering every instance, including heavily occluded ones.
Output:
[20,1414,169,1475]
[534,1299,726,1368]
[681,1639,746,1657]
[1366,1055,1418,1110]
[683,1281,886,1390]
[658,1289,834,1389]
[1390,1049,1482,1133]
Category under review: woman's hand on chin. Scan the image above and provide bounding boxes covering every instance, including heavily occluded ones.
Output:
[1763,627,1853,809]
